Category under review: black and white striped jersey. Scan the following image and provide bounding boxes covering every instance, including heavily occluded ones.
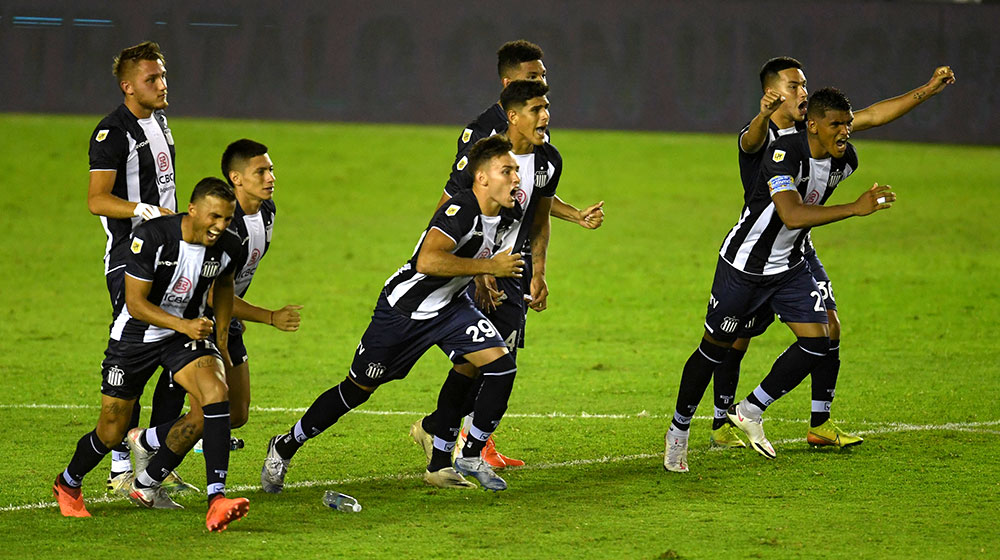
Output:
[383,189,517,320]
[720,130,859,275]
[738,119,806,202]
[443,102,551,197]
[445,141,560,257]
[228,200,276,298]
[110,214,240,343]
[89,104,177,274]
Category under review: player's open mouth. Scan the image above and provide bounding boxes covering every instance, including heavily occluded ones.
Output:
[510,187,520,202]
[798,101,807,114]
[206,229,220,241]
[535,126,546,138]
[834,139,847,150]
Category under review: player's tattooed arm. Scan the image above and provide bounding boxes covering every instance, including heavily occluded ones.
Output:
[852,66,955,132]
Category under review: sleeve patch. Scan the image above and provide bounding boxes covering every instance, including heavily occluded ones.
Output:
[445,204,460,216]
[95,129,109,142]
[456,156,468,171]
[772,149,786,163]
[767,175,796,196]
[130,237,144,253]
[461,128,473,143]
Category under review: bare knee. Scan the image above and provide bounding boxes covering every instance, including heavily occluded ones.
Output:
[95,397,136,448]
[231,404,249,429]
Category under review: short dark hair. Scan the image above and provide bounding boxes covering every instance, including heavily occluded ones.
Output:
[497,40,544,78]
[759,56,803,90]
[807,87,852,120]
[467,135,514,177]
[113,41,165,82]
[221,139,269,187]
[500,80,550,112]
[190,177,236,204]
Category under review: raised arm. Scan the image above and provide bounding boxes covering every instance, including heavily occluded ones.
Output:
[740,89,786,153]
[415,228,524,278]
[852,66,956,132]
[550,196,605,229]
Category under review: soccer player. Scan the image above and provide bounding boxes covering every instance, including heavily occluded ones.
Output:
[125,140,302,461]
[86,40,194,493]
[54,178,250,532]
[261,135,525,493]
[422,40,605,468]
[707,58,956,450]
[410,80,561,482]
[664,88,896,472]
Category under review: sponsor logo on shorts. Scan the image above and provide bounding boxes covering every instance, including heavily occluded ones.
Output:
[202,260,221,278]
[720,316,739,333]
[708,294,719,309]
[157,152,170,172]
[106,365,125,386]
[744,316,757,329]
[366,362,386,379]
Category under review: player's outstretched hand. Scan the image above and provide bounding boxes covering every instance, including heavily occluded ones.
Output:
[926,66,956,95]
[760,88,785,116]
[185,317,215,340]
[271,305,303,331]
[490,249,524,278]
[579,201,605,229]
[529,275,548,312]
[854,183,896,216]
[474,274,504,312]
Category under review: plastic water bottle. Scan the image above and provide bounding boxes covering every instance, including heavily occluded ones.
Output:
[323,490,362,512]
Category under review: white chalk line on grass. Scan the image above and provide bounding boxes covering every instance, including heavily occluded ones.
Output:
[5,403,1000,428]
[3,417,998,514]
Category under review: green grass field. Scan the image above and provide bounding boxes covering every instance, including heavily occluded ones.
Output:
[0,113,997,559]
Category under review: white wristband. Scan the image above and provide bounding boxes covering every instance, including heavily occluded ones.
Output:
[134,203,161,221]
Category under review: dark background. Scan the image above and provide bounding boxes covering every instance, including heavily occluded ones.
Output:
[2,0,997,144]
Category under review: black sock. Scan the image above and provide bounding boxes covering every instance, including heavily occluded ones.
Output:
[274,378,372,460]
[135,444,184,488]
[713,347,745,429]
[463,354,517,458]
[671,339,728,433]
[149,369,186,426]
[64,430,111,487]
[427,369,478,471]
[750,337,828,410]
[810,340,840,427]
[202,401,231,503]
[148,416,182,451]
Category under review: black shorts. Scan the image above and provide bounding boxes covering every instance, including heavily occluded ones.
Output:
[465,276,527,357]
[804,251,837,312]
[225,319,249,367]
[705,257,827,343]
[348,291,507,387]
[101,333,222,400]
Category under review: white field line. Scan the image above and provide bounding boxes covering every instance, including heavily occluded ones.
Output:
[2,413,998,514]
[5,403,1000,428]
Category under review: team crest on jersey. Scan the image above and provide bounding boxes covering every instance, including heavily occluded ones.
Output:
[445,204,460,216]
[772,150,786,163]
[456,156,468,171]
[534,169,548,189]
[462,128,473,143]
[202,260,221,278]
[96,129,109,142]
[827,170,843,187]
[130,238,144,254]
